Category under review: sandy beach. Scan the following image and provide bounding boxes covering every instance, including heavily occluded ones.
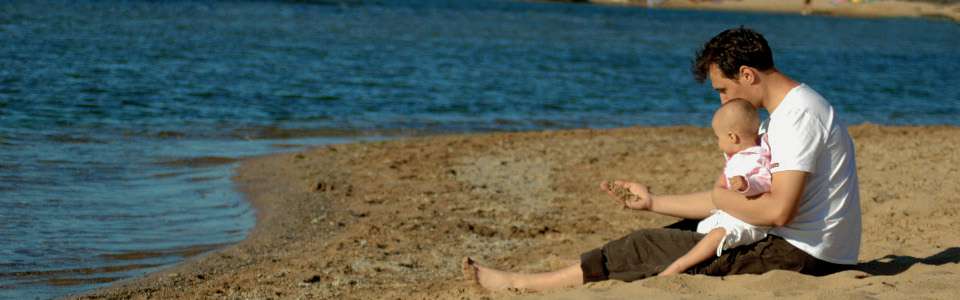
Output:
[75,124,960,299]
[583,0,960,22]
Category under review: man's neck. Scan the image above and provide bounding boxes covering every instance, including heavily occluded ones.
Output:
[759,70,800,113]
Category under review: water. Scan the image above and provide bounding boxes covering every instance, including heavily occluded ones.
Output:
[0,0,957,298]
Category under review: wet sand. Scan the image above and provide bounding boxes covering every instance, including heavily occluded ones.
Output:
[583,0,960,22]
[73,124,960,299]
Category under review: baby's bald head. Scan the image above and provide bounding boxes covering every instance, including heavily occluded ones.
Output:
[712,99,760,145]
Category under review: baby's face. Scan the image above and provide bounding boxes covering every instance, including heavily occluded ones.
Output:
[712,120,741,156]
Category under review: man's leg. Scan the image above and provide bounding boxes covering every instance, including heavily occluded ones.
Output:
[660,227,726,276]
[663,218,702,231]
[462,257,583,291]
[463,228,707,292]
[689,235,845,276]
[592,228,705,281]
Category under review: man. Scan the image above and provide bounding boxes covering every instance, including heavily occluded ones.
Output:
[463,27,861,291]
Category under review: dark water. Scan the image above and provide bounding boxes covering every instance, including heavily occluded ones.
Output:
[1,0,958,298]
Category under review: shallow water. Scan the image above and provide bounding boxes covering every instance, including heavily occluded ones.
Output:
[1,0,958,298]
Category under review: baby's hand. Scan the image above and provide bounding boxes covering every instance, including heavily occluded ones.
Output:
[729,176,748,192]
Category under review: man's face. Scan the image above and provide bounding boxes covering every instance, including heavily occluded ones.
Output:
[708,64,760,105]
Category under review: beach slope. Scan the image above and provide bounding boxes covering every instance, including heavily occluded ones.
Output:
[77,125,960,299]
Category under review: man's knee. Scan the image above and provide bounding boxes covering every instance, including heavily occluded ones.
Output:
[579,248,609,283]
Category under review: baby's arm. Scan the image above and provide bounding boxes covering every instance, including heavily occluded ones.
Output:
[659,227,726,276]
[739,167,772,197]
[728,175,748,192]
[725,151,772,197]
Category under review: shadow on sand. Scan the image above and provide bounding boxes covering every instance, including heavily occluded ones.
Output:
[857,247,960,276]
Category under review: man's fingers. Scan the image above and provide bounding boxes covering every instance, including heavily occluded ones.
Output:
[601,180,629,208]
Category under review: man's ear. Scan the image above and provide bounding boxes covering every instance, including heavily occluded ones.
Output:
[738,66,758,85]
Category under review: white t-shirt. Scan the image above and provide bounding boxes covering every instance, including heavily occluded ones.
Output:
[759,83,862,265]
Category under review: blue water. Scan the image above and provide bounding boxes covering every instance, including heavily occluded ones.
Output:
[0,0,958,298]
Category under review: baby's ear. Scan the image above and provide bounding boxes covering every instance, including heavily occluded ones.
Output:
[727,131,740,144]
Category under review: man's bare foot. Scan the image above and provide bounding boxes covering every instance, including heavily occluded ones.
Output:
[462,257,478,282]
[462,257,515,291]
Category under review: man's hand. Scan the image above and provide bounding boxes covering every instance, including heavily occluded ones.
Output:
[729,176,747,192]
[601,181,652,210]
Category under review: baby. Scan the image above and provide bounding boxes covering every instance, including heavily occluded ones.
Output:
[659,99,772,275]
[604,99,772,276]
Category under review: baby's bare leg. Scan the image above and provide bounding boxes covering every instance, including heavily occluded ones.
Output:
[660,228,726,276]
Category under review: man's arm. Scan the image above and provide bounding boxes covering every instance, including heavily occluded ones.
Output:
[649,191,716,220]
[604,174,723,220]
[712,170,807,227]
[651,173,726,219]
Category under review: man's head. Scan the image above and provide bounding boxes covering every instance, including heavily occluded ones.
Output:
[711,99,760,156]
[693,27,775,106]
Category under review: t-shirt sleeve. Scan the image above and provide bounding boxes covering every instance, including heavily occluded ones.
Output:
[767,109,824,173]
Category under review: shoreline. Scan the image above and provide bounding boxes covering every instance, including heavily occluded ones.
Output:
[76,125,960,299]
[565,0,960,22]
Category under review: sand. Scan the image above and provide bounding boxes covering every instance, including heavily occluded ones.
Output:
[74,124,960,299]
[584,0,960,22]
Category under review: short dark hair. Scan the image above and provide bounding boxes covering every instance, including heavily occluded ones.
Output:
[692,27,775,83]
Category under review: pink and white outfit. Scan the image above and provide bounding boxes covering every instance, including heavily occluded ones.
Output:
[696,136,773,256]
[722,137,773,197]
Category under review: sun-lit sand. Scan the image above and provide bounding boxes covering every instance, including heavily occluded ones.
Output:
[77,125,960,299]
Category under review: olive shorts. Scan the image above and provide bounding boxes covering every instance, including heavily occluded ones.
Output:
[580,219,849,283]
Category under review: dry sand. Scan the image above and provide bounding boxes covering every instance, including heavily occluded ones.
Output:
[75,124,960,299]
[584,0,960,22]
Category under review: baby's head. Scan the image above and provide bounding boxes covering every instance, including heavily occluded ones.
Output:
[711,99,760,156]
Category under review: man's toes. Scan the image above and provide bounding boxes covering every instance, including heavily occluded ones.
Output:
[462,257,478,281]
